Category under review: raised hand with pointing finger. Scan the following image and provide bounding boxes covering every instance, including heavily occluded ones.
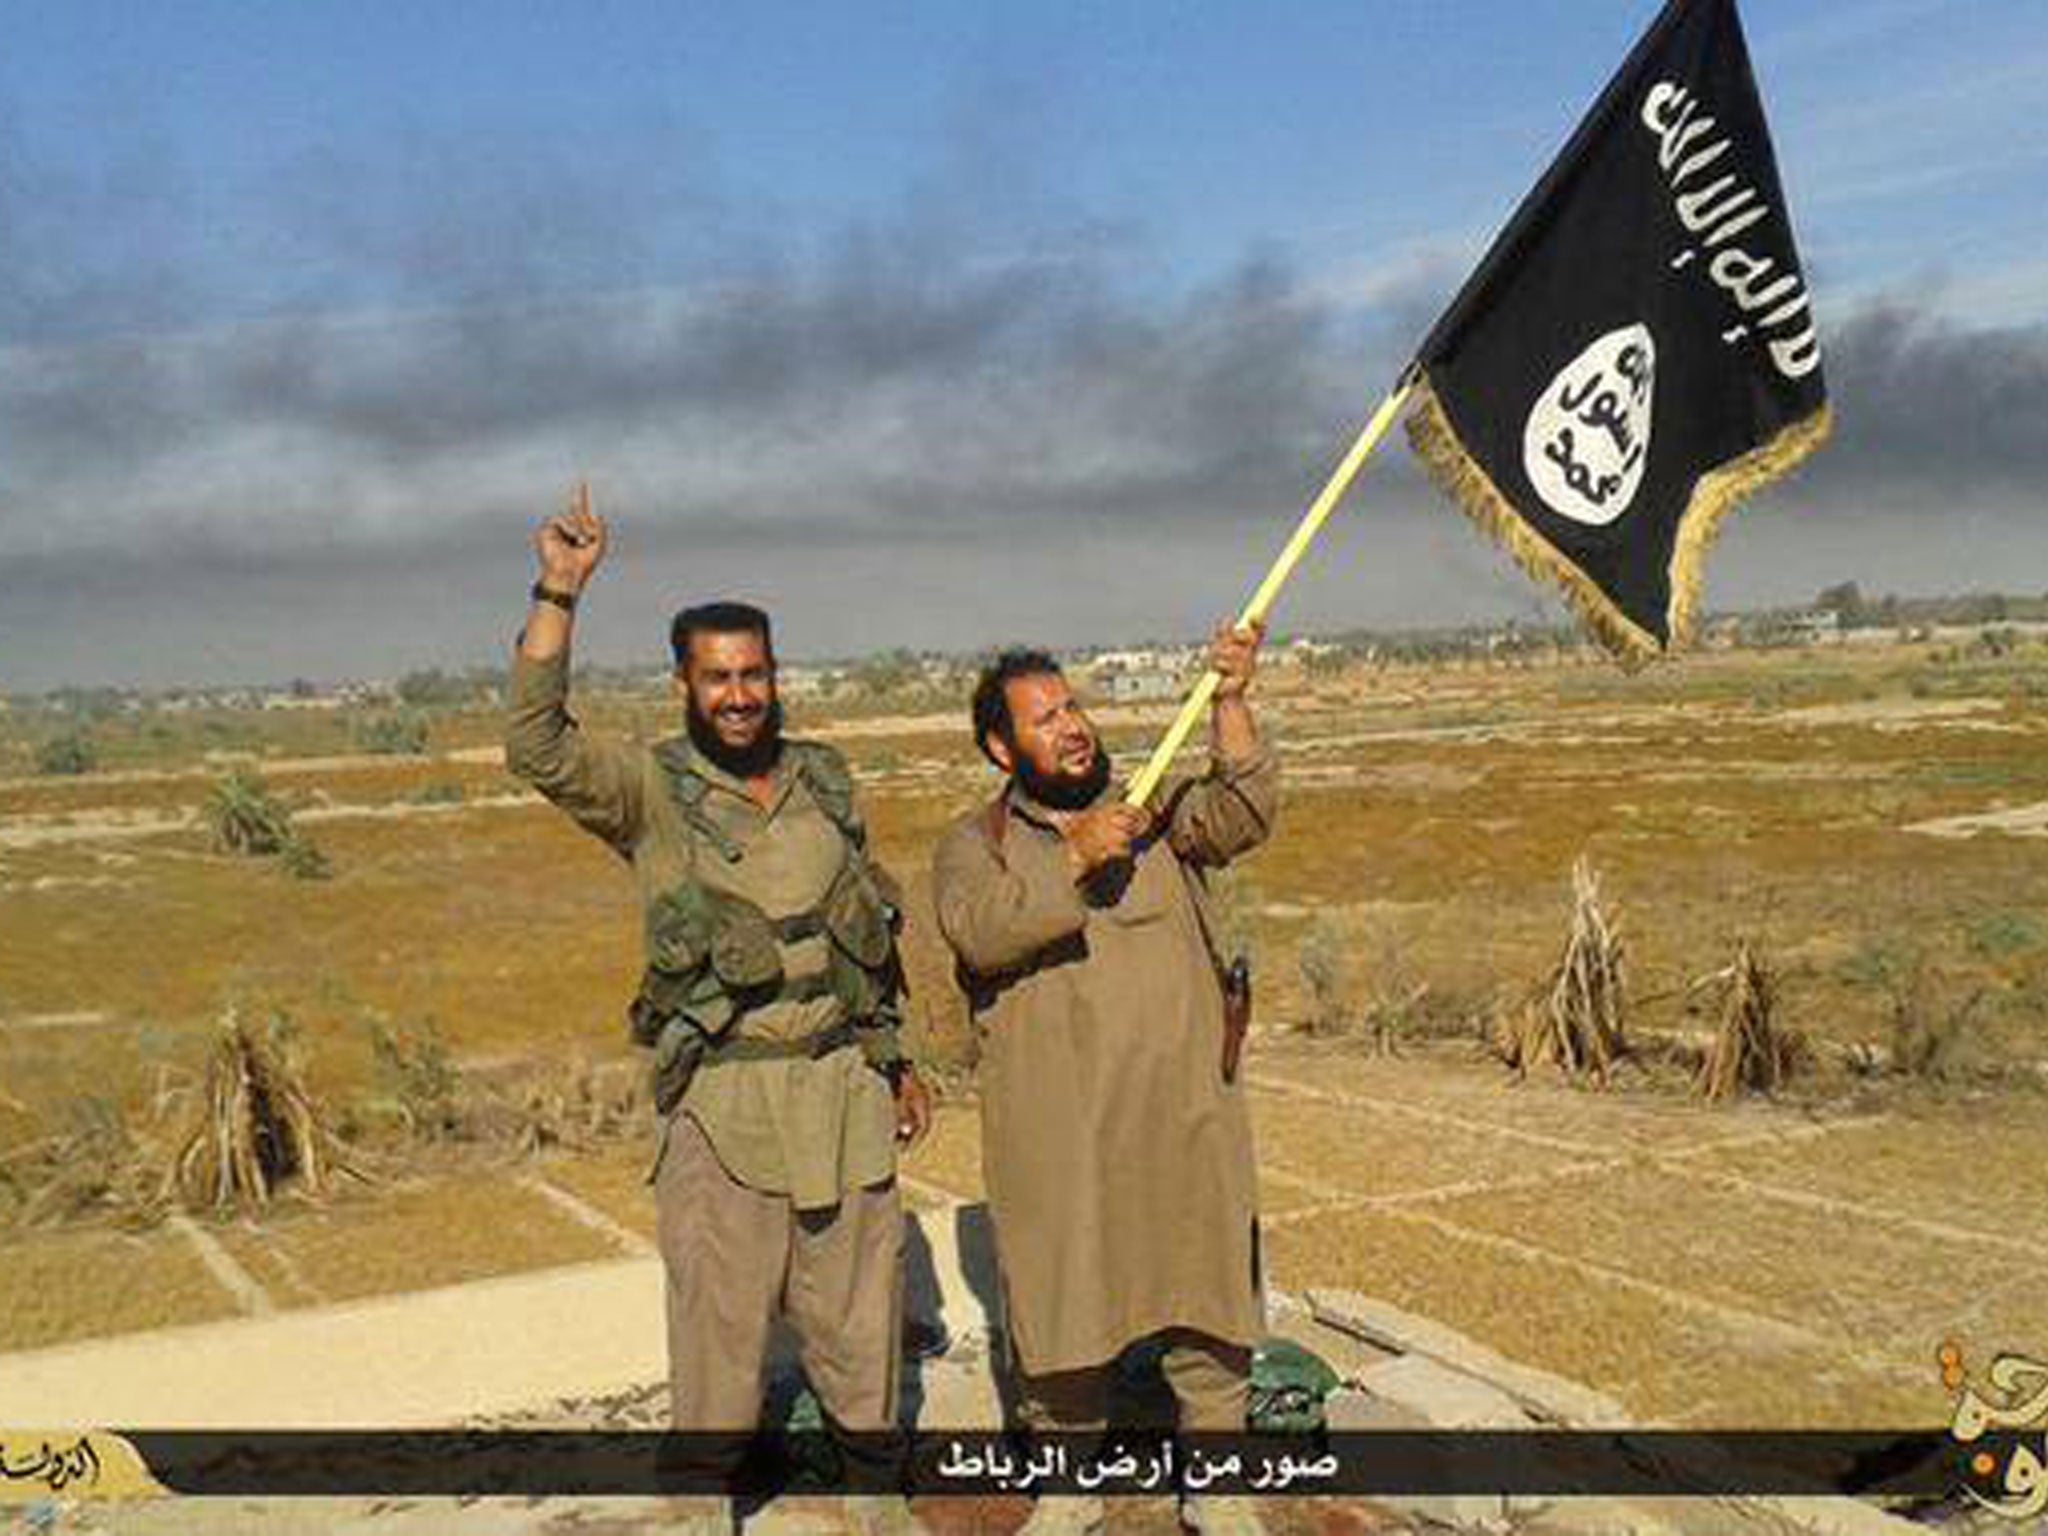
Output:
[533,482,608,598]
[520,484,605,662]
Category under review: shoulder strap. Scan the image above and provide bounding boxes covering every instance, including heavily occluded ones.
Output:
[651,736,742,862]
[787,740,865,849]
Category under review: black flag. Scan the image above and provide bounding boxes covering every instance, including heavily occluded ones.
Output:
[1406,0,1828,664]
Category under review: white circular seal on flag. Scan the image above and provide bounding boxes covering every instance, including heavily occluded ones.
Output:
[1522,324,1656,527]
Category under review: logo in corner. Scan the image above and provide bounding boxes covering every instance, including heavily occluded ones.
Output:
[1941,1338,2048,1522]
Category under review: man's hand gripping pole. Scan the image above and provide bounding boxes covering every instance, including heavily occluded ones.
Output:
[1122,374,1417,808]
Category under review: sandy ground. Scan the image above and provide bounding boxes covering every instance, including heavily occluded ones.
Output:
[0,792,535,850]
[1772,697,2007,727]
[1903,800,2048,838]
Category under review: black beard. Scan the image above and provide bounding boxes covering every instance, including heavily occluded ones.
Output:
[686,696,784,778]
[1014,742,1111,811]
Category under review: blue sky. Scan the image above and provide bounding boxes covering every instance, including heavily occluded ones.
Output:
[2,0,2043,688]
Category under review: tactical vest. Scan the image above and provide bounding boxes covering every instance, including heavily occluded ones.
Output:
[628,736,906,1113]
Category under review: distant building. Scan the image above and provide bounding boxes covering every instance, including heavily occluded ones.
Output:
[1089,646,1196,674]
[1093,667,1183,702]
[1281,637,1340,665]
[1085,645,1195,703]
[1786,609,1844,644]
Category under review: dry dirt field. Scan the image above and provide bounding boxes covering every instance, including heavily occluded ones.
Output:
[4,638,2045,1430]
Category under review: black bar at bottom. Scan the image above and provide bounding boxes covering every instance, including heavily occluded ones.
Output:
[115,1429,1974,1499]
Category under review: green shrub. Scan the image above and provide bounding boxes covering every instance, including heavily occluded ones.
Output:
[355,711,430,755]
[364,1017,461,1140]
[1888,966,1984,1082]
[279,834,333,881]
[203,769,294,856]
[1968,910,2041,959]
[35,729,97,775]
[1297,914,1353,1036]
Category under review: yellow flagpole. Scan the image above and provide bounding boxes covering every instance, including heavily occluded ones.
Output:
[1123,373,1417,807]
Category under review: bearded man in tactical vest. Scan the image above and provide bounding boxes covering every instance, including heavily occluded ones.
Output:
[930,625,1277,1536]
[505,493,930,1529]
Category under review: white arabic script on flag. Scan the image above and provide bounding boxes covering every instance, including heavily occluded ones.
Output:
[1641,80,1819,379]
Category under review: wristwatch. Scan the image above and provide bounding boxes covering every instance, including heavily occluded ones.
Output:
[530,582,577,613]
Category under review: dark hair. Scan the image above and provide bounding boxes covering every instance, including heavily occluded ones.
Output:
[670,601,775,671]
[970,648,1063,765]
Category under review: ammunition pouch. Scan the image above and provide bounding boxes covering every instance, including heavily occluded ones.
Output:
[633,735,910,1111]
[648,1015,710,1115]
[643,1010,889,1116]
[646,881,788,994]
[703,1017,860,1064]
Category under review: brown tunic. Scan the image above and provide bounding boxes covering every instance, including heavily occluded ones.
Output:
[504,646,896,1210]
[930,747,1279,1374]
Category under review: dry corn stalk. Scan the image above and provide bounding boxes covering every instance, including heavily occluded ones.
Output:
[498,1057,640,1156]
[1694,940,1803,1100]
[0,1097,171,1230]
[168,1008,367,1214]
[428,1054,645,1157]
[1497,855,1628,1083]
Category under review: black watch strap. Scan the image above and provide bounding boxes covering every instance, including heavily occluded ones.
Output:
[531,582,577,613]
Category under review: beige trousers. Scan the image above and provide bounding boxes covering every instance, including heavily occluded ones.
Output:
[654,1110,904,1431]
[1016,1328,1251,1433]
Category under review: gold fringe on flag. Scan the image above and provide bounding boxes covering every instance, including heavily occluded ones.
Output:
[1405,374,1833,667]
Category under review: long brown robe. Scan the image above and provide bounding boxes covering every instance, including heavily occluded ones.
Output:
[931,747,1278,1374]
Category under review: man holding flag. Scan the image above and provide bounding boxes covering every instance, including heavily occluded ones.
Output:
[932,624,1276,1536]
[939,0,1827,1515]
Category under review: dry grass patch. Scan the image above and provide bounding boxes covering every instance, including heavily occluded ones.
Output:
[211,1173,616,1304]
[530,1141,663,1243]
[1249,1089,1596,1196]
[0,805,650,1112]
[1690,1100,2048,1244]
[0,1088,177,1229]
[0,1228,243,1351]
[1253,1166,1351,1217]
[1262,1206,1934,1426]
[1425,1164,2043,1362]
[0,755,519,822]
[216,1234,329,1310]
[1246,1044,1730,1153]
